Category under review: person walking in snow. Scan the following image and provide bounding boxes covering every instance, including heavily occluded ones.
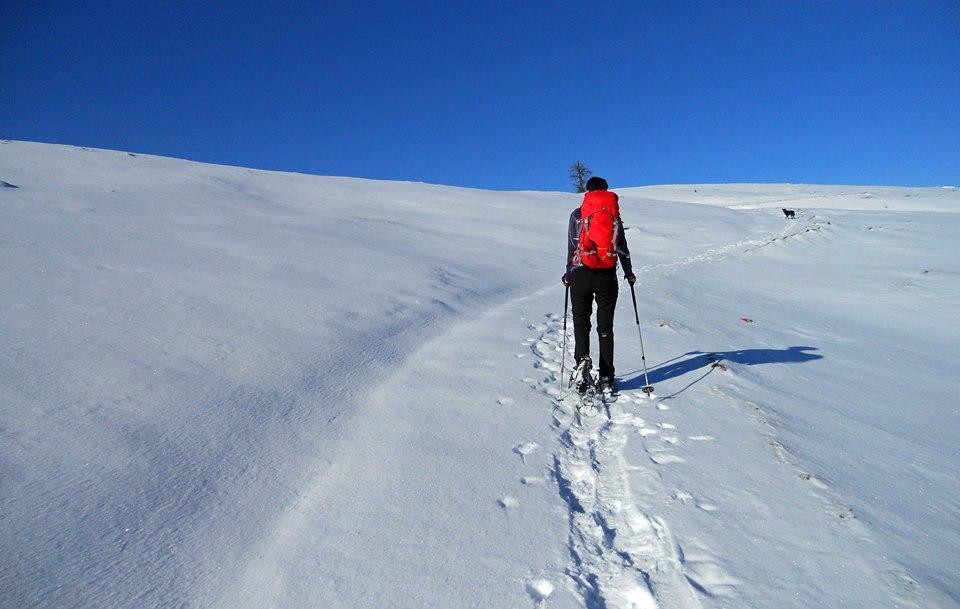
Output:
[562,176,635,394]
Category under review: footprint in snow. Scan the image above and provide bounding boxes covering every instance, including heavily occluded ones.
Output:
[769,440,789,464]
[521,476,544,486]
[543,385,562,399]
[680,541,741,597]
[656,318,691,333]
[799,472,829,489]
[497,397,514,406]
[646,442,683,463]
[498,496,519,508]
[525,578,555,603]
[513,441,539,463]
[673,490,718,511]
[650,453,686,465]
[535,360,561,373]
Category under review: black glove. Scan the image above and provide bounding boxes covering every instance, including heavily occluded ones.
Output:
[562,273,570,287]
[625,273,636,286]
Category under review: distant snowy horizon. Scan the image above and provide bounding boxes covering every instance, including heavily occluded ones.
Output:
[4,138,957,193]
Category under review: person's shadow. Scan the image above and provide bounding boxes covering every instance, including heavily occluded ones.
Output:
[619,346,822,395]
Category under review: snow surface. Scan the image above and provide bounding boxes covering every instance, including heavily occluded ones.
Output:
[1,140,958,609]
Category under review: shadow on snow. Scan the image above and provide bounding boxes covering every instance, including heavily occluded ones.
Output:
[620,346,822,393]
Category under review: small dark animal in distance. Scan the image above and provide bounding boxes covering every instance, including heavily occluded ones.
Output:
[782,208,796,219]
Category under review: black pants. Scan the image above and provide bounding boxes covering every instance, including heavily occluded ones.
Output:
[569,267,619,378]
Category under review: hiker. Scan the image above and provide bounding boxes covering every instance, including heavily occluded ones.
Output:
[562,176,635,394]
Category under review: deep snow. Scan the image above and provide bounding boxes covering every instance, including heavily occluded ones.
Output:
[1,141,957,609]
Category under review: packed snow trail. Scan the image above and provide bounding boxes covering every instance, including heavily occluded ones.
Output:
[534,317,705,609]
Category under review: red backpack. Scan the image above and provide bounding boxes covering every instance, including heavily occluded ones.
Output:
[576,190,621,269]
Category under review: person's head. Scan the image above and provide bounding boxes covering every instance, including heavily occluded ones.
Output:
[586,176,608,192]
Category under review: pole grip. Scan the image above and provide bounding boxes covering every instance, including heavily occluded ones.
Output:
[629,283,640,325]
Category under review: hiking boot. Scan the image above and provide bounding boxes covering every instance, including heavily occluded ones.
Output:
[598,376,617,394]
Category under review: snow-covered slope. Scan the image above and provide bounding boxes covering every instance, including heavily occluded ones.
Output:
[621,183,959,212]
[1,141,957,609]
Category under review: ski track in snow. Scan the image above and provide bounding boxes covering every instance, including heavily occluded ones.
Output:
[512,225,831,608]
[528,314,706,608]
[630,213,828,283]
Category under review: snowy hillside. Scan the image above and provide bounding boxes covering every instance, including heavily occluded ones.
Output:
[1,140,957,609]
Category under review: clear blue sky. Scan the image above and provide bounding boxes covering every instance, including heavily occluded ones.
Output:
[2,1,958,190]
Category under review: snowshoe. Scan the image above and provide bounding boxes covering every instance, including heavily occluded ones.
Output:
[578,392,600,417]
[569,357,599,416]
[598,376,619,400]
[569,356,594,395]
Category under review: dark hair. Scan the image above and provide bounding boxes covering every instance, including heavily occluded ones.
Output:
[586,176,608,191]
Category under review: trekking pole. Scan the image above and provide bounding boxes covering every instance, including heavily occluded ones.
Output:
[629,283,656,399]
[559,284,569,394]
